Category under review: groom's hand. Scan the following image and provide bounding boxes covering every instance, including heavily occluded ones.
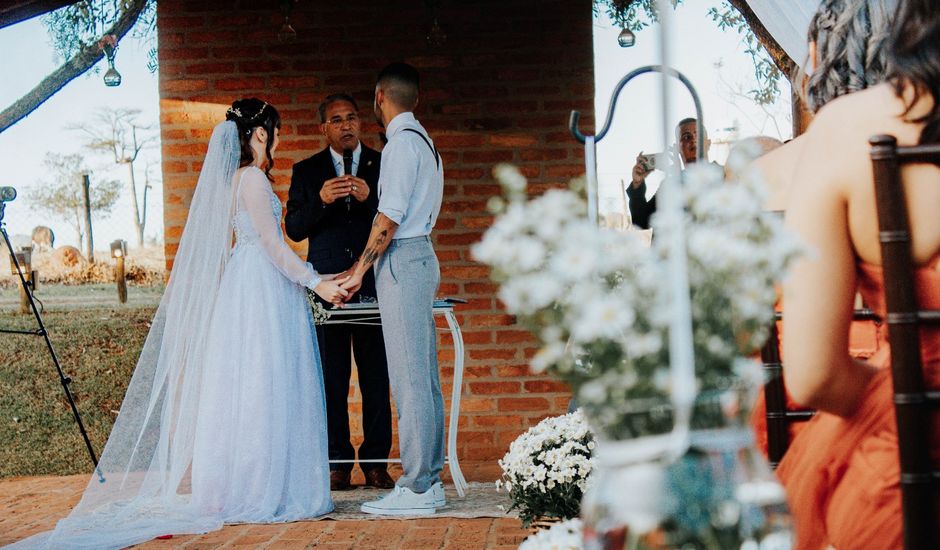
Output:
[340,273,363,302]
[336,261,359,281]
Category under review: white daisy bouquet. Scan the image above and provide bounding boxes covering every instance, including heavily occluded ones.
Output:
[496,410,595,527]
[473,162,801,441]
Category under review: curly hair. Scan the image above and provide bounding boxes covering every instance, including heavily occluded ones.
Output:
[800,0,897,113]
[225,98,281,181]
[887,0,940,145]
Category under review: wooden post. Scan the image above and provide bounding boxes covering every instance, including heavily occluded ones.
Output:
[115,255,127,303]
[18,271,29,314]
[81,173,94,264]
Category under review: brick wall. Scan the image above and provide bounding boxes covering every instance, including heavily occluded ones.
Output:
[157,0,595,461]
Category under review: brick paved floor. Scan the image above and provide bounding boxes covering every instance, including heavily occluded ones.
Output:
[0,462,529,549]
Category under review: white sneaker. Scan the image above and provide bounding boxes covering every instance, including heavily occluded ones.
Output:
[431,481,446,507]
[360,486,437,516]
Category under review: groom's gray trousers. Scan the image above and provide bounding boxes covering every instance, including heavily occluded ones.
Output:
[375,235,444,494]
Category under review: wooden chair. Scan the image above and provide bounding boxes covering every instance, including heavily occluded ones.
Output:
[761,308,879,468]
[870,134,940,550]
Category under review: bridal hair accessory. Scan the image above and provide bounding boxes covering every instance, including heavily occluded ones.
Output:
[225,101,268,123]
[226,101,270,132]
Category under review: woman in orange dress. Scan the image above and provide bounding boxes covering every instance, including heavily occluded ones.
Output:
[774,1,940,547]
[749,0,894,459]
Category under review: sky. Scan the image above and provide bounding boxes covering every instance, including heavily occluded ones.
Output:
[0,14,162,251]
[0,2,795,249]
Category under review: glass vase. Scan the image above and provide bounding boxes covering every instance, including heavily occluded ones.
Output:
[580,386,792,549]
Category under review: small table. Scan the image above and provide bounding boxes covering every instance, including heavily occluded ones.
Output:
[320,299,469,497]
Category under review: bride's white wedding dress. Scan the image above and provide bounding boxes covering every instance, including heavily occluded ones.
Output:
[190,166,333,522]
[7,122,332,550]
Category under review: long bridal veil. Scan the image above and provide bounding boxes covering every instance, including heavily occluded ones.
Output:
[11,121,240,549]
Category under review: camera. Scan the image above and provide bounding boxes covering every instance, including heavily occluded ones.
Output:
[638,152,667,171]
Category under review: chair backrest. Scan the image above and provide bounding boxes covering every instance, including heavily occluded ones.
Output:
[761,308,877,468]
[869,134,940,550]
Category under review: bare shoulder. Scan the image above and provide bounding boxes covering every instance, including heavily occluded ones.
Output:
[810,85,908,142]
[796,86,906,181]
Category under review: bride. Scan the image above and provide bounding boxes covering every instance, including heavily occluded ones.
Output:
[9,98,345,548]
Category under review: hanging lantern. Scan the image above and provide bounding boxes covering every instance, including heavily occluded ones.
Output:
[618,28,636,47]
[98,34,122,87]
[427,17,447,48]
[278,0,298,43]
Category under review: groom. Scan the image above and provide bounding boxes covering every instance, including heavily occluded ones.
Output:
[340,62,445,515]
[285,93,394,491]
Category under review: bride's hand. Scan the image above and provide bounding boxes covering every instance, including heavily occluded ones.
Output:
[314,279,349,306]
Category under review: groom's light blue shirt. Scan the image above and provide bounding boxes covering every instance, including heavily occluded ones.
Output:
[377,112,444,239]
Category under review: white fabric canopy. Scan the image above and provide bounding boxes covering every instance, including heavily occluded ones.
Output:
[745,0,821,68]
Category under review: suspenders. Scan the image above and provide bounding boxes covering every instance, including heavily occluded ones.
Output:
[402,128,440,169]
[399,128,440,231]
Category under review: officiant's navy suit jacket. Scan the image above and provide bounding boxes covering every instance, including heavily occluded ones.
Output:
[285,143,381,299]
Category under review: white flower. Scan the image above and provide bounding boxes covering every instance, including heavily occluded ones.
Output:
[518,518,583,550]
[531,341,567,373]
[475,162,803,439]
[494,163,528,196]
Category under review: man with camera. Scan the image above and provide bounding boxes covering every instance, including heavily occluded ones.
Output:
[285,93,394,492]
[627,117,712,229]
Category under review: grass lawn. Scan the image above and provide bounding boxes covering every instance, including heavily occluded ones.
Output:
[0,285,159,478]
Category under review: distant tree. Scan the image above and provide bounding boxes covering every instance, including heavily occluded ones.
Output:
[0,0,155,133]
[28,153,121,256]
[73,107,156,247]
[595,0,796,106]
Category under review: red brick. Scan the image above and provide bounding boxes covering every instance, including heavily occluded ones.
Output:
[462,150,514,164]
[546,164,585,177]
[435,134,486,148]
[468,314,516,327]
[498,397,550,411]
[496,330,535,344]
[489,134,539,147]
[215,77,266,91]
[437,233,483,246]
[162,79,208,93]
[469,381,522,395]
[468,349,518,361]
[524,380,569,393]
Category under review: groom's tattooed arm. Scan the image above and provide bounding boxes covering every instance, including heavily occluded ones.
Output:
[340,213,398,298]
[360,214,397,268]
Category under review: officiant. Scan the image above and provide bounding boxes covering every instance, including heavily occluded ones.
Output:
[285,93,394,491]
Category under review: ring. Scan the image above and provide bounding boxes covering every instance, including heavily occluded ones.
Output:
[352,186,357,191]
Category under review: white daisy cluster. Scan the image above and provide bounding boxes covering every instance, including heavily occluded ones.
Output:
[496,410,595,526]
[518,518,583,550]
[474,164,802,440]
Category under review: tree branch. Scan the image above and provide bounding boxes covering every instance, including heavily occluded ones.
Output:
[0,0,149,134]
[724,0,797,78]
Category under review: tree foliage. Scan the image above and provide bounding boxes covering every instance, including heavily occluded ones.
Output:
[28,153,121,243]
[594,0,791,106]
[42,0,157,70]
[0,0,153,133]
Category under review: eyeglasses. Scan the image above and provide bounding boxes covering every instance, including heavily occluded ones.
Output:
[327,114,359,127]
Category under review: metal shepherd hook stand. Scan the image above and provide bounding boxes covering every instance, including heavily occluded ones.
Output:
[0,195,104,483]
[569,63,705,459]
[569,64,705,224]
